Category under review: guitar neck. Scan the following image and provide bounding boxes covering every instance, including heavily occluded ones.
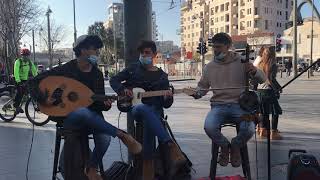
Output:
[91,94,118,102]
[140,89,185,98]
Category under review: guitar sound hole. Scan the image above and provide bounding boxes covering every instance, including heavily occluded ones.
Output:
[68,92,78,102]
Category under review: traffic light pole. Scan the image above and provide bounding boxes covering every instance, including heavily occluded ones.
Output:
[200,17,205,75]
[124,0,152,162]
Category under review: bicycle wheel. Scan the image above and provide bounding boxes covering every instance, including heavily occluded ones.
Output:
[25,97,50,126]
[0,93,17,122]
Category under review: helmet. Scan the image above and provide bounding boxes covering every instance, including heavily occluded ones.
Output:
[20,48,31,56]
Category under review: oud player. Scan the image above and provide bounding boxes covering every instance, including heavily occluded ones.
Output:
[30,34,142,180]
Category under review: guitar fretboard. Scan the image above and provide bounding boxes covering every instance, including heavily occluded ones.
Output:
[139,89,184,98]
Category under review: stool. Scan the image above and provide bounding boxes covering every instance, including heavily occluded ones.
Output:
[51,119,104,180]
[209,123,251,180]
[133,119,170,180]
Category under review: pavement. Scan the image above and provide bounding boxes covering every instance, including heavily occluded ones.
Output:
[0,73,320,180]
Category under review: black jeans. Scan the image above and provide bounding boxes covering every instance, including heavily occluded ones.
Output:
[13,80,27,108]
[258,89,282,130]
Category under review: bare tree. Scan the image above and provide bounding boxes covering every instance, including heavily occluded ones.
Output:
[39,19,69,51]
[0,0,42,74]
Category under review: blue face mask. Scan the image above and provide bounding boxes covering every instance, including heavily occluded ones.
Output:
[87,55,99,66]
[139,55,153,65]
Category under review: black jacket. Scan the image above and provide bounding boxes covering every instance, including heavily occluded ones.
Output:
[31,59,109,117]
[109,62,173,109]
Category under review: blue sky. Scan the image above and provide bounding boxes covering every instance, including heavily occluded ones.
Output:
[26,0,319,49]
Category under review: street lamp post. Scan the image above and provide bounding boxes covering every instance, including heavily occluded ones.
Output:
[46,7,53,69]
[293,0,298,76]
[309,0,315,78]
[32,29,36,63]
[73,0,77,44]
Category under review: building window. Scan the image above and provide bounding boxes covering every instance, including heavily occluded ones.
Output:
[254,7,258,15]
[280,11,282,16]
[215,17,219,22]
[307,35,319,38]
[286,11,288,20]
[192,33,194,37]
[221,4,224,11]
[226,14,230,22]
[225,25,230,33]
[286,44,292,53]
[196,32,199,36]
[254,19,259,28]
[196,23,199,27]
[286,0,289,8]
[280,23,282,27]
[247,21,250,27]
[225,2,229,11]
[211,18,214,25]
[211,8,214,15]
[215,6,219,13]
[221,16,224,21]
[188,34,190,38]
[265,20,268,29]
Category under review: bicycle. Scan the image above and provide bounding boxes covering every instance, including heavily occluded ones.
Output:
[0,81,50,126]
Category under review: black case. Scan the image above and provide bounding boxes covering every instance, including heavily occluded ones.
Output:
[287,149,320,180]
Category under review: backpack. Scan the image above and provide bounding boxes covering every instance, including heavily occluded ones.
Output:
[17,58,33,78]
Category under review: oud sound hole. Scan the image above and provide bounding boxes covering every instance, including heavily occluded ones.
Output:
[68,92,78,102]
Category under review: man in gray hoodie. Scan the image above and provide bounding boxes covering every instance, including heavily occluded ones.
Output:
[191,33,266,167]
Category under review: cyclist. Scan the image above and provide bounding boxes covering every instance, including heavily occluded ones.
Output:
[13,48,38,113]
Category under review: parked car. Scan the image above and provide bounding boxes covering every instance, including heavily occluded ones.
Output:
[297,61,308,72]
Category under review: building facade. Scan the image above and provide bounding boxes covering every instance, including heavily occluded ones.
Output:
[181,0,293,59]
[104,3,124,41]
[279,18,320,61]
[152,11,158,41]
[156,41,180,54]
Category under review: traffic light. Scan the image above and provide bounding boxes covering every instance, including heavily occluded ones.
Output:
[203,42,207,54]
[208,37,213,47]
[276,35,282,52]
[196,42,208,55]
[196,42,202,54]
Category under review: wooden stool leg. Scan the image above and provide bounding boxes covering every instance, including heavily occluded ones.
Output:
[52,126,62,180]
[210,142,219,180]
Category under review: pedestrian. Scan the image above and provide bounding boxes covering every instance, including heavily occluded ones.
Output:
[285,59,292,76]
[256,46,283,140]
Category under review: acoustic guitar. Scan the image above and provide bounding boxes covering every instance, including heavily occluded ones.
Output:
[38,76,195,116]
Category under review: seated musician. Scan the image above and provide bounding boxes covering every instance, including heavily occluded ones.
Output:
[109,40,187,178]
[30,35,142,180]
[190,33,266,167]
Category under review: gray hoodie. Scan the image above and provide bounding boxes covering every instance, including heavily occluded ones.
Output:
[197,51,266,104]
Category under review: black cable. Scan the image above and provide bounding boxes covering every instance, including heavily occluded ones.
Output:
[254,129,259,180]
[117,112,125,162]
[26,123,35,180]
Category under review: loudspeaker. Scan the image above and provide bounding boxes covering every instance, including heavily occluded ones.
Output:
[287,149,320,180]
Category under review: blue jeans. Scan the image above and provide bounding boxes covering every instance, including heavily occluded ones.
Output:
[204,103,255,147]
[131,104,171,159]
[63,107,118,168]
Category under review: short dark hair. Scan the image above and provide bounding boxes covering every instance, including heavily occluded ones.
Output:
[73,35,103,57]
[211,33,232,45]
[137,40,157,54]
